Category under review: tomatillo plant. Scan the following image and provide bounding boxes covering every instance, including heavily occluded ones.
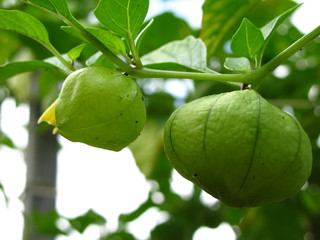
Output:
[0,0,319,207]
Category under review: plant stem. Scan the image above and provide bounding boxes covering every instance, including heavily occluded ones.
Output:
[132,67,257,84]
[128,33,143,69]
[48,46,75,72]
[133,25,320,86]
[264,25,320,71]
[21,0,320,85]
[253,25,320,87]
[62,17,135,74]
[131,26,320,86]
[19,1,75,72]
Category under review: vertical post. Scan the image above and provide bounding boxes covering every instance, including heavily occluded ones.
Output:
[23,74,58,240]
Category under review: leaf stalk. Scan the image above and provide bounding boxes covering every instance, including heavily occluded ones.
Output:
[131,25,320,88]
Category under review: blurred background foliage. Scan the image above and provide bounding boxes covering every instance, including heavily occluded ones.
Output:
[0,0,319,239]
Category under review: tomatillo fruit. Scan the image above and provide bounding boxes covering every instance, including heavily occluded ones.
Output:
[164,89,312,207]
[39,66,146,151]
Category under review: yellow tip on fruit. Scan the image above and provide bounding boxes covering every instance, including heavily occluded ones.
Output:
[53,127,59,135]
[38,99,58,126]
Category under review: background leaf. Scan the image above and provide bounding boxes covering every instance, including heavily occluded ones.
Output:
[0,131,16,149]
[260,3,301,41]
[129,120,166,178]
[141,36,214,73]
[224,57,251,72]
[0,10,54,51]
[200,0,297,58]
[94,0,149,41]
[230,18,265,59]
[67,209,106,233]
[103,231,135,240]
[139,12,193,56]
[0,30,20,65]
[27,210,67,236]
[238,202,306,240]
[0,61,59,82]
[135,18,153,53]
[255,3,301,64]
[200,0,260,57]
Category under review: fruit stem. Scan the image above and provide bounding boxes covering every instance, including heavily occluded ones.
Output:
[48,46,75,72]
[241,83,250,90]
[62,18,136,74]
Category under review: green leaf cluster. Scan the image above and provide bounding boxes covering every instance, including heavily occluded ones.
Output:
[225,4,301,72]
[0,0,316,89]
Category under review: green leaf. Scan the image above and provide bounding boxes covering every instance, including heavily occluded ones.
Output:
[255,4,302,65]
[38,70,64,105]
[260,4,301,41]
[200,0,260,57]
[29,210,67,236]
[230,18,265,59]
[61,26,87,42]
[129,120,169,178]
[44,55,72,73]
[224,57,251,73]
[0,10,54,50]
[0,131,16,149]
[0,9,71,70]
[144,62,203,73]
[94,0,149,41]
[0,181,9,206]
[119,196,154,222]
[238,203,306,240]
[141,36,216,73]
[0,30,20,65]
[67,209,106,233]
[0,61,58,82]
[86,52,104,66]
[23,0,57,14]
[135,18,154,53]
[61,26,127,55]
[68,44,86,61]
[24,0,81,34]
[85,27,126,55]
[24,0,73,19]
[85,52,115,68]
[103,231,135,240]
[48,0,73,19]
[138,12,193,56]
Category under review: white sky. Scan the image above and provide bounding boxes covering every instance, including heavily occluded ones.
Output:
[0,0,319,239]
